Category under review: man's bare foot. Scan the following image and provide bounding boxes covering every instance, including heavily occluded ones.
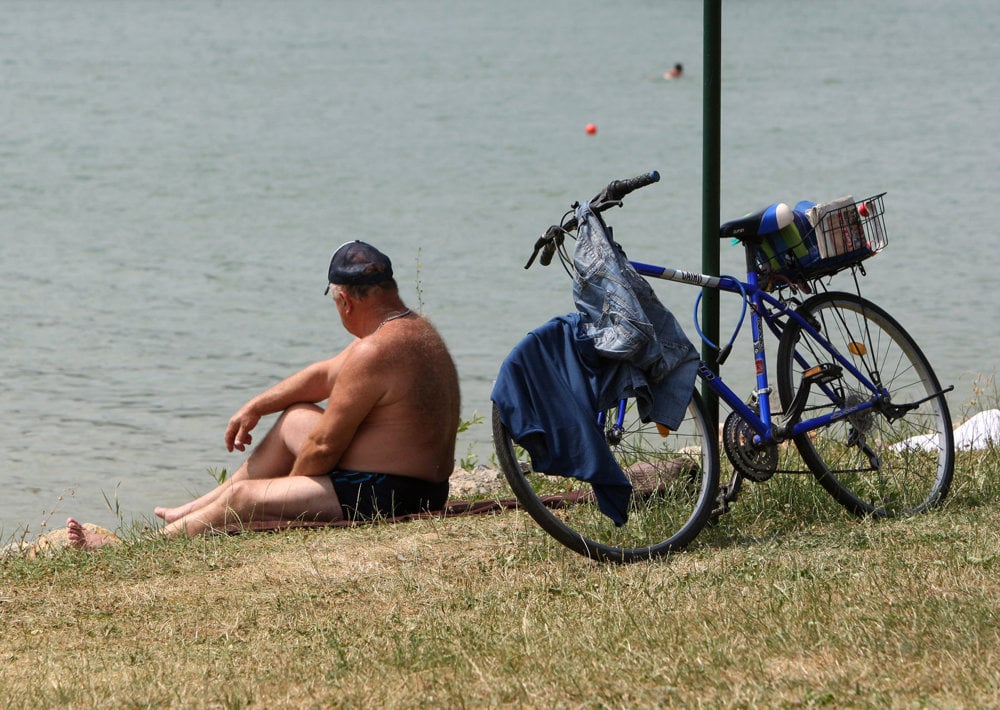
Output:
[154,505,190,523]
[66,517,119,551]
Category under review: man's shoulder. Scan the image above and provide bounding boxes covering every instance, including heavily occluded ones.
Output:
[345,334,391,363]
[325,337,388,387]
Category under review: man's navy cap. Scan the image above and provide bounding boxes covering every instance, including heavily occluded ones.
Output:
[325,240,393,293]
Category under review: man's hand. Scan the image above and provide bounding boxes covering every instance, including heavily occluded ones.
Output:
[225,406,261,452]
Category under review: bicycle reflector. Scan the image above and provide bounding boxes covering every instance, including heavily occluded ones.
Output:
[848,342,868,356]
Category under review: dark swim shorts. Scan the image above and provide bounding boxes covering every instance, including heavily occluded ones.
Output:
[327,470,450,521]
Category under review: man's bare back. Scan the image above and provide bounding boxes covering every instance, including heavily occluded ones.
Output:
[332,313,459,481]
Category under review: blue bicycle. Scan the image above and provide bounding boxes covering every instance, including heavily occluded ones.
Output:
[492,171,954,562]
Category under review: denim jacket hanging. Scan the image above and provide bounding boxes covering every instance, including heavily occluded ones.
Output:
[571,201,699,429]
[491,200,699,525]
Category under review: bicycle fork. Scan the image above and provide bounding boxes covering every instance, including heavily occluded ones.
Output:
[597,400,630,446]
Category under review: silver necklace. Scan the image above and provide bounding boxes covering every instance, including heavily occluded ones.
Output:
[375,308,412,331]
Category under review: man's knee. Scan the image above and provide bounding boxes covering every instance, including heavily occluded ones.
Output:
[225,479,259,514]
[274,403,324,451]
[276,402,324,429]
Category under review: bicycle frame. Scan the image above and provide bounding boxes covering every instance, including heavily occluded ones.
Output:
[625,260,887,446]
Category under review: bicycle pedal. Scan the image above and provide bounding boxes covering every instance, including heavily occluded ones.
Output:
[803,363,842,386]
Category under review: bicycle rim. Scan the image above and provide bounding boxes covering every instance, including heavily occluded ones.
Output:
[776,292,954,516]
[492,390,719,562]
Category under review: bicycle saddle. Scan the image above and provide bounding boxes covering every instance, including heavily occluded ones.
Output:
[719,202,794,242]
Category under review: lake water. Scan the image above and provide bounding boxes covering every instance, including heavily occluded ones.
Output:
[2,0,998,537]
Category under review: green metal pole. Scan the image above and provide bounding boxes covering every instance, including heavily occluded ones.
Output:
[702,0,722,429]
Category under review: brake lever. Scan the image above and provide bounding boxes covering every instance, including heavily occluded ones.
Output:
[524,236,547,269]
[524,225,564,269]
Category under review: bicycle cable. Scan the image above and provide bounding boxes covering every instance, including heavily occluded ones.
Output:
[693,275,748,358]
[554,228,577,279]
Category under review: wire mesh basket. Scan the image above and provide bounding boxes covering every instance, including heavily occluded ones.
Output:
[756,193,887,286]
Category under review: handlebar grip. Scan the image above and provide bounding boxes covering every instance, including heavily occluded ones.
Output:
[603,170,660,202]
[539,245,555,266]
[539,225,563,266]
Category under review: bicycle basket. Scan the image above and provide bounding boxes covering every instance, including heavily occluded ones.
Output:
[755,193,887,287]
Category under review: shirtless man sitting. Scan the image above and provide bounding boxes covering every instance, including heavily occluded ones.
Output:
[68,240,461,549]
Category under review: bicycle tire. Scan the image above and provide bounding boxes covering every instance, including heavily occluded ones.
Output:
[492,389,719,562]
[776,292,954,517]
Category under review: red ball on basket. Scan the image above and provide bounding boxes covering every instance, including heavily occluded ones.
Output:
[858,202,870,217]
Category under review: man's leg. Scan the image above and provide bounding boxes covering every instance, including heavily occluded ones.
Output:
[67,472,344,549]
[160,473,344,538]
[155,403,325,523]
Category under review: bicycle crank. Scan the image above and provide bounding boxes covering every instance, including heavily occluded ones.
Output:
[723,410,778,482]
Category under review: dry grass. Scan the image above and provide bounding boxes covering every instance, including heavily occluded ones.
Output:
[3,404,1000,708]
[3,479,1000,708]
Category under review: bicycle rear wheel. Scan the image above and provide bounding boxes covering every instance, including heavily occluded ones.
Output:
[776,292,954,517]
[492,389,719,562]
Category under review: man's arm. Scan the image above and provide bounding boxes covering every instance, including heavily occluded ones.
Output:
[224,343,358,452]
[288,340,390,477]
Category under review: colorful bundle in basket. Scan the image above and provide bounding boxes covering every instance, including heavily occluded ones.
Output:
[806,196,867,260]
[756,194,887,286]
[754,204,816,278]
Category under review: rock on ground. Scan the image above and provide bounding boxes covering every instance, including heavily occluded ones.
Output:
[449,466,503,498]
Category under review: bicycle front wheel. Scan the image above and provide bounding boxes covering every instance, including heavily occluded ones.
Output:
[776,292,954,517]
[492,389,719,563]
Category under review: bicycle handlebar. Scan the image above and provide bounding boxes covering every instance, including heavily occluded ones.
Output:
[525,170,660,269]
[601,169,661,202]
